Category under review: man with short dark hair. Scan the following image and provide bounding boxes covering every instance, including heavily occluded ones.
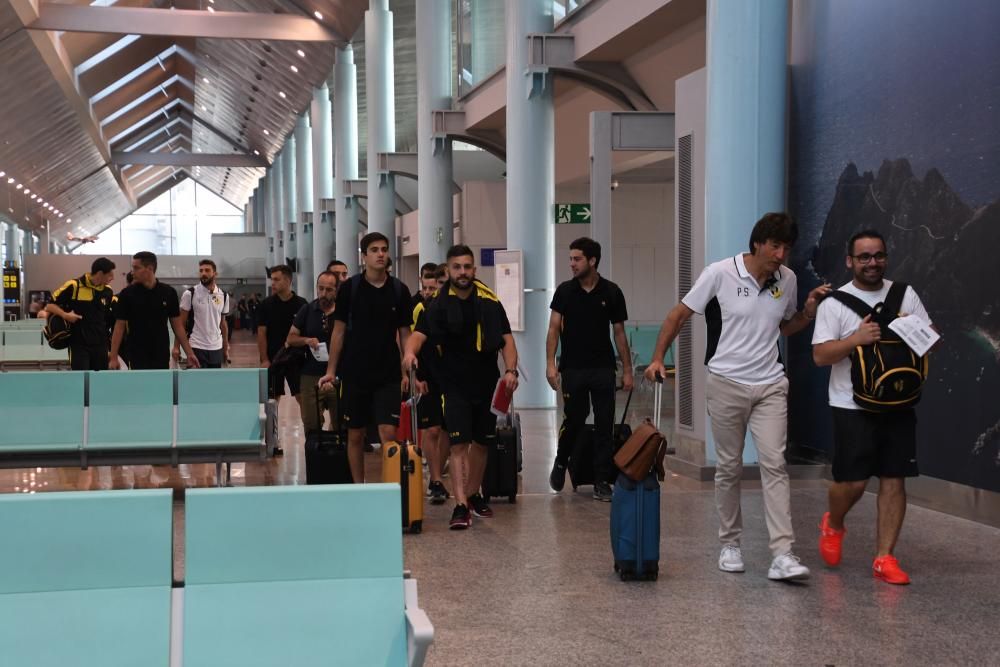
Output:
[173,259,230,369]
[47,257,117,371]
[257,264,309,405]
[404,245,519,530]
[327,260,349,285]
[319,232,413,483]
[812,230,933,585]
[645,212,830,581]
[110,252,199,370]
[546,237,633,501]
[288,271,341,434]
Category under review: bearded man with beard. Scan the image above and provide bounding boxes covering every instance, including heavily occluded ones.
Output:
[813,229,935,585]
[174,259,230,368]
[288,271,342,434]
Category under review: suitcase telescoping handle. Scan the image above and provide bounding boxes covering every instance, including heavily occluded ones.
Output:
[408,368,420,448]
[618,387,633,429]
[652,372,663,433]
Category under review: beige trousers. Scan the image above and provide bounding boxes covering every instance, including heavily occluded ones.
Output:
[706,373,794,557]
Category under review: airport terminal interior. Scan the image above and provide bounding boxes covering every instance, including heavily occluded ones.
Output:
[1,0,999,665]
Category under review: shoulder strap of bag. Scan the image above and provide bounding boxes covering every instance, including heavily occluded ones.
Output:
[828,290,874,320]
[883,282,908,319]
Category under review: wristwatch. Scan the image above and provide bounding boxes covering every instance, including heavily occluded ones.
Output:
[505,369,519,377]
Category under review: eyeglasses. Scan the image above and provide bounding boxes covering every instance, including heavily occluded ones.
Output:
[851,252,888,264]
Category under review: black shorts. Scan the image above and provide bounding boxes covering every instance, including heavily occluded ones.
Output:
[193,348,224,369]
[443,393,496,447]
[341,378,400,428]
[70,344,108,371]
[831,407,918,482]
[268,364,302,397]
[416,390,443,430]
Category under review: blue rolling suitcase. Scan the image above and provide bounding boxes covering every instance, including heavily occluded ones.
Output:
[610,377,667,581]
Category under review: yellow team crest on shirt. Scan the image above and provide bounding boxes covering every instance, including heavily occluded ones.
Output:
[768,283,783,299]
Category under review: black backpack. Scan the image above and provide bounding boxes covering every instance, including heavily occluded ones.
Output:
[43,279,79,350]
[828,282,928,412]
[185,286,228,336]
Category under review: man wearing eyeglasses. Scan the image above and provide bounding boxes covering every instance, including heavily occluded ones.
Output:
[812,229,932,585]
[287,271,341,435]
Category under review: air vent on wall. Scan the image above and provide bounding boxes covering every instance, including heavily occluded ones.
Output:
[677,132,694,430]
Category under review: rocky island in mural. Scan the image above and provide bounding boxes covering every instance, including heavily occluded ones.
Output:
[807,158,1000,491]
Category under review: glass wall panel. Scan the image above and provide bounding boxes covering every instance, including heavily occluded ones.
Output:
[456,0,506,96]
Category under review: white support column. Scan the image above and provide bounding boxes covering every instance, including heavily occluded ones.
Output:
[282,139,297,275]
[312,85,334,275]
[416,0,453,267]
[335,45,360,272]
[272,152,285,264]
[365,0,397,244]
[262,175,275,266]
[505,0,555,408]
[295,114,314,299]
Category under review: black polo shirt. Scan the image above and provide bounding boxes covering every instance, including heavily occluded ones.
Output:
[53,273,114,348]
[550,276,628,371]
[257,292,309,361]
[114,280,181,369]
[334,274,413,386]
[292,299,335,376]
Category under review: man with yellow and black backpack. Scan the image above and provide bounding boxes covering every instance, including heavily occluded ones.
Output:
[813,229,935,586]
[45,257,116,371]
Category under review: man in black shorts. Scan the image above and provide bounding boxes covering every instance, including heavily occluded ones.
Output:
[110,252,199,370]
[257,265,308,454]
[411,267,447,504]
[812,230,934,585]
[404,244,519,530]
[319,232,413,483]
[47,257,116,371]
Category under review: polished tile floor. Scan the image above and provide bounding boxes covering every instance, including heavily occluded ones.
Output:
[2,331,998,666]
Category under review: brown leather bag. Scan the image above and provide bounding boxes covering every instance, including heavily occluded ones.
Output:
[613,421,667,482]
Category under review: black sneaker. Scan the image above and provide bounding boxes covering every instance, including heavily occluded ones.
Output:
[468,494,494,518]
[428,481,449,505]
[449,504,472,530]
[593,481,613,502]
[549,461,567,492]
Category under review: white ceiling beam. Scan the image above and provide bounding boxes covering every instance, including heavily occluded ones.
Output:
[28,4,345,43]
[112,152,269,168]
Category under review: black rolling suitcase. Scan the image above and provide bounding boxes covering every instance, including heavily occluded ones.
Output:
[482,412,521,504]
[568,389,634,490]
[304,383,353,484]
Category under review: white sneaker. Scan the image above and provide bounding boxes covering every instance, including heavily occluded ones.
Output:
[768,552,811,581]
[718,545,745,572]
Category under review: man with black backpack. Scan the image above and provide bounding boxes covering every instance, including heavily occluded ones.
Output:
[173,259,230,369]
[318,232,413,483]
[45,257,116,371]
[812,229,933,585]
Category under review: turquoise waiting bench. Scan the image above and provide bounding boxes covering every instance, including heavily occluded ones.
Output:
[0,329,68,370]
[0,489,174,667]
[0,369,278,485]
[0,486,433,666]
[184,484,433,666]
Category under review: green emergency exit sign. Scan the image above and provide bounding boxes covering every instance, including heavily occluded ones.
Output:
[554,203,592,224]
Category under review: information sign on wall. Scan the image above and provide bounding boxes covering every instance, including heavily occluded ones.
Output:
[493,250,523,332]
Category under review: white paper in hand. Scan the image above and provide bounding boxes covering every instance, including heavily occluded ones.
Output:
[888,315,939,356]
[310,342,329,362]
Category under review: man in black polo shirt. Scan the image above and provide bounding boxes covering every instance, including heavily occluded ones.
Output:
[404,245,519,530]
[546,237,632,501]
[257,265,309,415]
[319,232,413,483]
[46,257,116,371]
[110,252,199,370]
[287,271,339,434]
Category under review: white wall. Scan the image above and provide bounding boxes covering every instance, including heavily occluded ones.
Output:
[460,181,507,288]
[26,254,204,296]
[211,233,266,277]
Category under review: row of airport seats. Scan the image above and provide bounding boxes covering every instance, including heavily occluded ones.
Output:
[0,328,68,370]
[0,484,434,666]
[0,368,277,484]
[0,318,45,328]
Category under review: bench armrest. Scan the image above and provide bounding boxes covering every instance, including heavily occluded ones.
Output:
[404,578,433,667]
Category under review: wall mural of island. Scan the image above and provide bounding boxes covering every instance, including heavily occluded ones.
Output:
[787,0,1000,492]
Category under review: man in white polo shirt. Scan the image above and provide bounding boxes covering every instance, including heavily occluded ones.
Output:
[173,259,231,369]
[645,213,831,581]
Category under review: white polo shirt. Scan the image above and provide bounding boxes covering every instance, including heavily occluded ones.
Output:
[682,254,798,385]
[812,279,930,410]
[180,283,230,351]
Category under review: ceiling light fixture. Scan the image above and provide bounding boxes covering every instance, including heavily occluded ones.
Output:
[290,65,299,73]
[314,10,322,20]
[15,184,22,190]
[0,171,5,177]
[263,129,270,135]
[297,49,305,58]
[23,189,29,195]
[207,6,215,12]
[201,104,208,111]
[253,149,260,155]
[203,77,210,84]
[6,178,13,184]
[279,91,286,99]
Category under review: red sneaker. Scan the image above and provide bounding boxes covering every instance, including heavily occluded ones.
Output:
[818,512,845,567]
[872,555,911,585]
